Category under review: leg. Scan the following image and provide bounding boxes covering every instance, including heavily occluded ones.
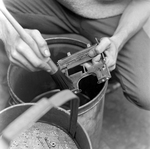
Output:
[79,16,150,110]
[116,29,150,110]
[4,0,81,34]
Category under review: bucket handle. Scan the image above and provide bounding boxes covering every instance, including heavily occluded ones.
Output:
[69,96,79,138]
[30,89,80,138]
[0,90,79,149]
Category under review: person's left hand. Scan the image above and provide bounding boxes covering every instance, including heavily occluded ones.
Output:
[88,37,119,71]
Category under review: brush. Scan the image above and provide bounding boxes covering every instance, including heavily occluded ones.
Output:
[0,1,74,90]
[0,90,77,149]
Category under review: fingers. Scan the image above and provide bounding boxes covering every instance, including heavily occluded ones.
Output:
[10,40,51,72]
[10,54,37,72]
[27,29,50,58]
[92,54,101,64]
[88,37,117,72]
[95,37,111,54]
[88,47,97,57]
[83,62,92,69]
[88,37,111,57]
[10,29,52,72]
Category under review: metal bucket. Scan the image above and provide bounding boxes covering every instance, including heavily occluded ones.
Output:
[7,36,108,149]
[0,92,92,149]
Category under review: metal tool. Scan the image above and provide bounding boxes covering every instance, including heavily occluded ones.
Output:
[57,41,111,93]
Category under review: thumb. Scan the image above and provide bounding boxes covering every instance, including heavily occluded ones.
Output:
[96,37,111,54]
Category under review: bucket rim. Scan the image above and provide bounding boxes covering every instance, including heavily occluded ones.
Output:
[7,63,108,114]
[78,81,107,115]
[45,36,90,48]
[7,36,107,116]
[7,36,90,104]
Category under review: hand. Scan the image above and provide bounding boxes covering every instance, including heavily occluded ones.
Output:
[3,26,51,72]
[88,37,119,71]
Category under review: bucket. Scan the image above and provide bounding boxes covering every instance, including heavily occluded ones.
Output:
[0,90,92,149]
[7,36,108,149]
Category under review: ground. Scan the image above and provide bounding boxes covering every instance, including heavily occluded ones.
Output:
[100,86,150,149]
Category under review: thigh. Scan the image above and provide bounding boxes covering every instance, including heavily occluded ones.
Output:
[116,29,150,109]
[79,15,121,43]
[4,0,81,34]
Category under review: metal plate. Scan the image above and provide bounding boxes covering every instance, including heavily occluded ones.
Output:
[9,122,78,149]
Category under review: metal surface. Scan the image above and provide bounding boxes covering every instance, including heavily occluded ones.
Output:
[7,36,108,149]
[9,122,78,149]
[0,103,92,149]
[57,43,111,93]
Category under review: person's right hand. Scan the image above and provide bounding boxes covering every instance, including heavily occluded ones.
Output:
[1,14,51,72]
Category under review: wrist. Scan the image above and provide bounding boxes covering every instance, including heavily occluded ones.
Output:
[110,35,125,52]
[0,12,17,42]
[110,25,132,52]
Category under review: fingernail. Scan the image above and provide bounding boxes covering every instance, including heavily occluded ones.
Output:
[89,50,93,56]
[45,66,51,72]
[47,69,51,73]
[44,49,50,57]
[89,49,96,57]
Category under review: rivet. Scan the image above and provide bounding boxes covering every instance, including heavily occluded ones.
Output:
[51,142,56,147]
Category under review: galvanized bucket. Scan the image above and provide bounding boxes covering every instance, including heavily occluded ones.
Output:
[0,91,92,149]
[7,35,108,149]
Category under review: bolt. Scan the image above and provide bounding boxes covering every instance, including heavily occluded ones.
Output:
[51,142,56,147]
[87,43,91,47]
[67,52,71,56]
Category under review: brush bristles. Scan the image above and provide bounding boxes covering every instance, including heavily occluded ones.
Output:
[51,69,74,90]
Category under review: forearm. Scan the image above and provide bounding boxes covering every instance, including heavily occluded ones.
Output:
[0,12,7,40]
[0,12,17,43]
[111,0,150,51]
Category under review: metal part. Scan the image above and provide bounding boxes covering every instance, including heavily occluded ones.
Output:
[57,43,111,92]
[9,122,78,149]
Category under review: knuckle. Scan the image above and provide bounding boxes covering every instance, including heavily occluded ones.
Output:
[10,50,18,59]
[30,30,47,48]
[33,61,43,68]
[9,56,15,63]
[39,41,47,49]
[31,29,40,35]
[16,44,25,53]
[113,65,116,69]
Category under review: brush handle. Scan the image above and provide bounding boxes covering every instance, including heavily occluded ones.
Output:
[0,90,77,149]
[47,58,58,74]
[0,4,36,51]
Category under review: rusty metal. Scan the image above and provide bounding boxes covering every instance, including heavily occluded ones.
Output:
[57,43,111,93]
